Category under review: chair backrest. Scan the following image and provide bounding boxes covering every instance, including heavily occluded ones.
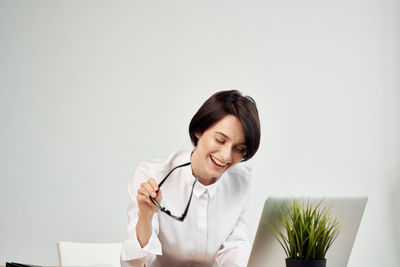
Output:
[57,241,122,267]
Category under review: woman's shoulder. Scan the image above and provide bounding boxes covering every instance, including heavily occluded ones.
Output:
[134,148,192,177]
[218,164,254,197]
[228,163,254,179]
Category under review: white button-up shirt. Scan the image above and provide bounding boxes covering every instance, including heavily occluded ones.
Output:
[121,148,253,267]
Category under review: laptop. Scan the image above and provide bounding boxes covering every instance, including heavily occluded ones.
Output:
[247,197,368,267]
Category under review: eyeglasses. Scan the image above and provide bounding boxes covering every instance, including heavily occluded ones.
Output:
[150,162,199,222]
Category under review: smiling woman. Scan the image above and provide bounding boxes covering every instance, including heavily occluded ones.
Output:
[120,90,261,267]
[191,115,247,186]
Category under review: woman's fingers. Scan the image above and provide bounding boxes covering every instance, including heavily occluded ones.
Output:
[142,181,157,198]
[155,189,162,203]
[148,178,158,192]
[137,188,156,207]
[136,178,162,212]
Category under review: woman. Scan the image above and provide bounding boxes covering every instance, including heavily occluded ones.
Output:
[121,90,261,267]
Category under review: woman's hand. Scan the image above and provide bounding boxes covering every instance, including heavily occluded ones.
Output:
[136,178,162,220]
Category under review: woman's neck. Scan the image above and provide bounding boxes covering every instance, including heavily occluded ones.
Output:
[190,148,217,186]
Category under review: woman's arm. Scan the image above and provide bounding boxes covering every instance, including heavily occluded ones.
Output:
[120,163,163,266]
[136,212,154,248]
[135,177,162,248]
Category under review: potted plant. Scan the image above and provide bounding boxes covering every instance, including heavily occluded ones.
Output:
[266,199,340,267]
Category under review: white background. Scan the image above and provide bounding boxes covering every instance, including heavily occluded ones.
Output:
[0,0,399,266]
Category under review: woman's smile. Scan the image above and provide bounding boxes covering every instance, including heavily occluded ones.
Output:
[210,155,229,168]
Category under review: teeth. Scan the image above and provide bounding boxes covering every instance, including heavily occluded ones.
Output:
[211,155,228,167]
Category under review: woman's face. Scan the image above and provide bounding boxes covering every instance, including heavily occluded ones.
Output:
[193,114,247,182]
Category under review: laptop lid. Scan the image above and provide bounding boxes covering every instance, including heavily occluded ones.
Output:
[247,196,367,267]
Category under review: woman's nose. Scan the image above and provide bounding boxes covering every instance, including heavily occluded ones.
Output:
[220,145,233,163]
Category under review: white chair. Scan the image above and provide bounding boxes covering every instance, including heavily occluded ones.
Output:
[57,241,122,267]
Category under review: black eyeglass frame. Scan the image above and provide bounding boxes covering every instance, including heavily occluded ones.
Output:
[150,162,198,222]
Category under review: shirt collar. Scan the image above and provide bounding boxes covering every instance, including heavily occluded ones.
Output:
[192,180,218,199]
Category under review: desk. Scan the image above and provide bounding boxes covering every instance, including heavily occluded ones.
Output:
[2,265,114,267]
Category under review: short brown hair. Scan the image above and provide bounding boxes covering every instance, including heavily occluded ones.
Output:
[189,90,260,161]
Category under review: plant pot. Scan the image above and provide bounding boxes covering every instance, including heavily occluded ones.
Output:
[285,258,327,267]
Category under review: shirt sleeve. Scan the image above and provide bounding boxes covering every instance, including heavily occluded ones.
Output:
[120,162,163,267]
[214,172,253,267]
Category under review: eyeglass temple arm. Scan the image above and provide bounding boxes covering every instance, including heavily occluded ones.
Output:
[157,162,191,189]
[150,162,192,206]
[180,176,199,219]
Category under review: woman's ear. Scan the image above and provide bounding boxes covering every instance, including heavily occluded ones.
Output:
[195,132,202,140]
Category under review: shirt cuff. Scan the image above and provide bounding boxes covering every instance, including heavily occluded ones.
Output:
[121,227,162,261]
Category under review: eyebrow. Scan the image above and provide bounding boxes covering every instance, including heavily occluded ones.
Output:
[214,131,246,146]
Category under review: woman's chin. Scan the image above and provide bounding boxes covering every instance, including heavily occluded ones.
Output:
[208,161,228,176]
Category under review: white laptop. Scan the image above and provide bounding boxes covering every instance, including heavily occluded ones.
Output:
[247,197,368,267]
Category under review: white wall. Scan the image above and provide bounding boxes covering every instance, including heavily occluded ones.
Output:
[0,0,399,266]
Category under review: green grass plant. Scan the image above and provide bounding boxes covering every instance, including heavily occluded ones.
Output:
[265,199,340,260]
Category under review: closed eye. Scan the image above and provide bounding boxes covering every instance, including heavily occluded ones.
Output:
[234,146,247,154]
